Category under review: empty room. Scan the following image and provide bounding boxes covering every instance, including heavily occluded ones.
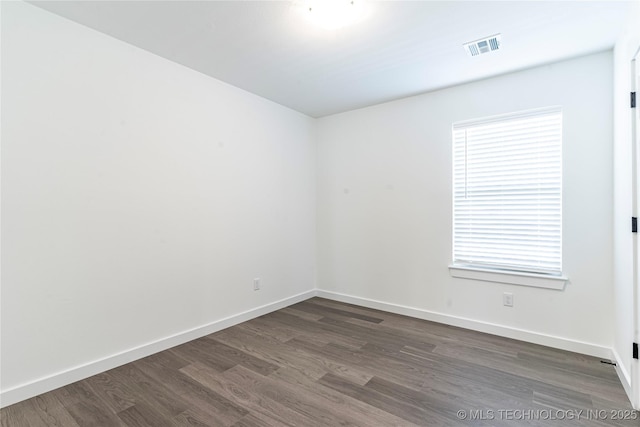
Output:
[2,0,640,425]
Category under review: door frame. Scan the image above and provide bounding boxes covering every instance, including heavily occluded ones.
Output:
[632,47,640,410]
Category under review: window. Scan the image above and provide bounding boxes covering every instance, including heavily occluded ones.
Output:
[451,107,565,288]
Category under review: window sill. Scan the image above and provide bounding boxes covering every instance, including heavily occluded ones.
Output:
[448,265,568,290]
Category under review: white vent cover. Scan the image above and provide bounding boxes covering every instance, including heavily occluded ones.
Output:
[464,34,501,57]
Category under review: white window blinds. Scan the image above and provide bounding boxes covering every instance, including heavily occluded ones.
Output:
[452,107,562,275]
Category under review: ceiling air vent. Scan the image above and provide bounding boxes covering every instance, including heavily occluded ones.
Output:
[464,34,501,57]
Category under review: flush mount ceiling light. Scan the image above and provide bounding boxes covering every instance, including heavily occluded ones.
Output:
[464,34,502,57]
[297,0,367,30]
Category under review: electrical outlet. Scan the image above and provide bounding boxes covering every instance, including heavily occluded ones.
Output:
[253,278,261,291]
[503,292,513,307]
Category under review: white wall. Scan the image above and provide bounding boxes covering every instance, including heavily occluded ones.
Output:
[1,1,316,404]
[317,52,614,355]
[612,0,640,404]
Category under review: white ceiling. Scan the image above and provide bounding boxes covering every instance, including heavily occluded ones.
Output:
[30,1,632,118]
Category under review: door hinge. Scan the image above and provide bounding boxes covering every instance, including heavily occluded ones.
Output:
[632,92,636,108]
[633,217,638,233]
[634,342,638,360]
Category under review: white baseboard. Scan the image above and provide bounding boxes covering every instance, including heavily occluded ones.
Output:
[0,290,316,408]
[316,290,612,359]
[611,347,634,408]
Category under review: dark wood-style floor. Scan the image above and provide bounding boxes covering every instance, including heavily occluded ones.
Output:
[1,297,637,426]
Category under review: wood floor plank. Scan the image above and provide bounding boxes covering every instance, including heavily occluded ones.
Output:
[255,310,369,350]
[142,348,191,371]
[32,392,81,426]
[169,340,237,374]
[0,395,79,427]
[199,337,280,376]
[298,298,387,318]
[55,380,128,427]
[279,306,324,322]
[1,403,31,427]
[237,367,375,427]
[230,413,290,427]
[282,338,373,385]
[295,300,385,324]
[431,341,623,401]
[171,410,211,427]
[271,367,415,427]
[83,371,138,414]
[365,376,470,424]
[417,355,534,405]
[2,297,635,426]
[239,317,303,343]
[215,324,366,384]
[319,341,428,390]
[181,362,320,427]
[107,363,190,419]
[317,316,437,355]
[318,373,452,426]
[133,358,248,426]
[65,400,126,427]
[116,402,170,427]
[219,365,327,427]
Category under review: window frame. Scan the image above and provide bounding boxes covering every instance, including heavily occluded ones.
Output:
[449,107,568,290]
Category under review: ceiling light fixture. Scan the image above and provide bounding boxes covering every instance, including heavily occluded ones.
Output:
[464,34,502,57]
[298,0,367,30]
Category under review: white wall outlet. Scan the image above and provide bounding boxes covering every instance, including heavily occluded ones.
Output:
[503,292,513,307]
[253,278,261,291]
